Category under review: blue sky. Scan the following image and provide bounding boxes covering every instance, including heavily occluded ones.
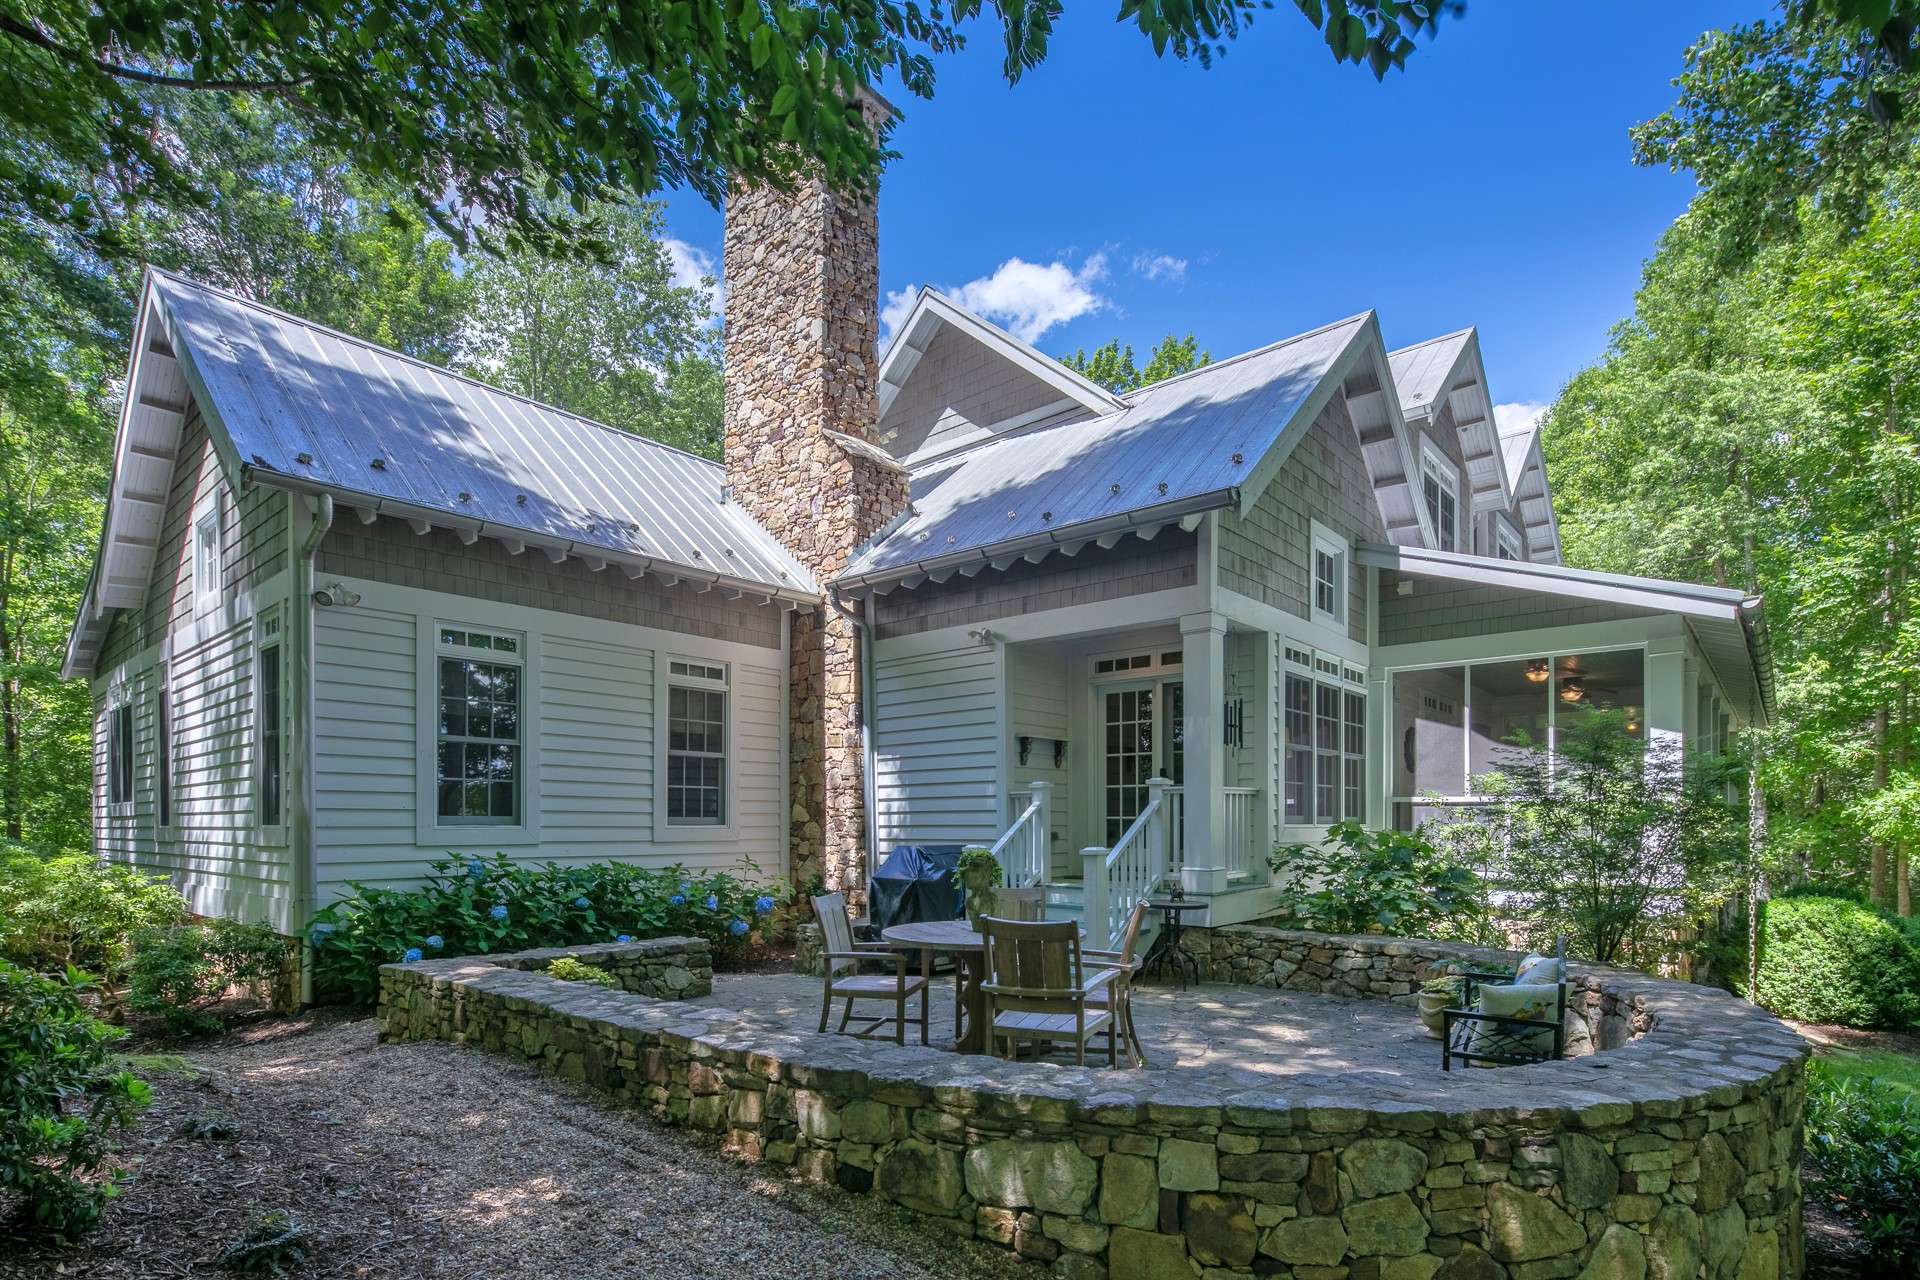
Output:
[659,1,1761,428]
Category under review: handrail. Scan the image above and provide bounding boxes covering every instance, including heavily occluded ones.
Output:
[989,780,1051,888]
[1084,777,1171,949]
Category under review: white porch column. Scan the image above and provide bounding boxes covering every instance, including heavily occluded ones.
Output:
[1180,611,1229,893]
[1645,636,1689,785]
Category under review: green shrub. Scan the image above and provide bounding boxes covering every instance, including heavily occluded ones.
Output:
[127,919,290,1035]
[1806,1060,1920,1275]
[1267,821,1484,937]
[0,961,150,1239]
[545,956,616,987]
[1752,894,1920,1028]
[0,845,188,989]
[307,854,784,1004]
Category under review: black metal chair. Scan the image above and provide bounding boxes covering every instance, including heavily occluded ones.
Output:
[1440,941,1568,1071]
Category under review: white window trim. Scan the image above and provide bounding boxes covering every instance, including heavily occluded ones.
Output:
[254,608,289,846]
[653,654,739,841]
[1277,641,1367,833]
[155,660,178,836]
[1309,520,1350,629]
[104,678,136,817]
[415,620,543,846]
[1494,515,1525,562]
[1419,438,1461,553]
[192,508,222,617]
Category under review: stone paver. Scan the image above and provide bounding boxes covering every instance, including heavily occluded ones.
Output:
[690,973,1443,1087]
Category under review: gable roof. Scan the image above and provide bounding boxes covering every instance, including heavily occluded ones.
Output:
[65,270,818,677]
[1498,421,1562,564]
[1388,328,1513,513]
[876,287,1124,427]
[838,312,1380,589]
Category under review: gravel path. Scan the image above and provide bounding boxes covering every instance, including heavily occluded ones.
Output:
[5,1011,1039,1280]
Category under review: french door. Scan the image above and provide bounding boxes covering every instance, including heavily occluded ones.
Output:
[1100,679,1184,844]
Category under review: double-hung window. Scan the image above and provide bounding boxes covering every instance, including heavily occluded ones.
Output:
[1309,521,1348,629]
[1281,646,1366,826]
[107,697,134,808]
[435,626,523,824]
[256,612,284,827]
[193,510,222,615]
[1420,441,1459,552]
[666,660,728,826]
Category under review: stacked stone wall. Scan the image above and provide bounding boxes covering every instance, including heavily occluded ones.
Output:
[486,937,713,1000]
[381,929,1807,1280]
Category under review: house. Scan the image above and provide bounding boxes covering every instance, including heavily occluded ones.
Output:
[65,142,1772,956]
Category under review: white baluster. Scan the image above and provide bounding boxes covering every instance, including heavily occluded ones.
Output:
[1030,780,1052,887]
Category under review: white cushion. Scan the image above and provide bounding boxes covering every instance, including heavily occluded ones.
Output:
[1514,953,1565,986]
[1468,981,1560,1057]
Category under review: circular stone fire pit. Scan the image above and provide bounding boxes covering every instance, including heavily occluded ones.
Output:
[380,928,1808,1280]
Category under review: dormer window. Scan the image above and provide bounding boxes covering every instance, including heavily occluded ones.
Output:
[1420,441,1459,552]
[1495,517,1524,561]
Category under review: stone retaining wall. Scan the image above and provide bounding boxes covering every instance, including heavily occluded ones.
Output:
[380,930,1807,1280]
[484,937,713,1000]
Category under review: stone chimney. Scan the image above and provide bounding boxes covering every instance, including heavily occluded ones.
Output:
[723,94,911,899]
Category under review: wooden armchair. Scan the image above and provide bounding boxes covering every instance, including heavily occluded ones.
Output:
[813,892,929,1046]
[1083,897,1150,1066]
[979,916,1117,1066]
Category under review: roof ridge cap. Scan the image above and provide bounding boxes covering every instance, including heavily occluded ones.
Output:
[1119,311,1375,401]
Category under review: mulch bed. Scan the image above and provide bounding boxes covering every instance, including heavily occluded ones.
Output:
[4,1008,1036,1280]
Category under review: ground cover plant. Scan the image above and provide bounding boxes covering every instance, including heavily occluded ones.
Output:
[126,919,289,1036]
[0,844,188,994]
[1805,1055,1920,1275]
[0,962,149,1240]
[308,854,783,1003]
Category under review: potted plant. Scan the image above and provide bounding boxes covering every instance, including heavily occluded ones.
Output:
[955,847,1002,930]
[1418,973,1459,1037]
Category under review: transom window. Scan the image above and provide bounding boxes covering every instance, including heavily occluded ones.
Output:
[436,626,523,824]
[1281,647,1365,826]
[1310,521,1348,627]
[1092,649,1183,677]
[1421,442,1459,552]
[667,659,728,826]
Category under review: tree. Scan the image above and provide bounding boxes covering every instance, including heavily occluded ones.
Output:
[457,203,724,456]
[1,1,1450,264]
[1061,333,1211,393]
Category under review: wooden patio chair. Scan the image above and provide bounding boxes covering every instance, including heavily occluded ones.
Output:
[979,916,1117,1066]
[1083,897,1151,1066]
[813,892,929,1046]
[998,887,1045,920]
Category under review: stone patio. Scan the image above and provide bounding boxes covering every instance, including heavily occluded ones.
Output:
[689,972,1447,1089]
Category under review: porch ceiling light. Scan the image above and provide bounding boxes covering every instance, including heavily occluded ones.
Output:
[1558,677,1585,704]
[1524,659,1549,684]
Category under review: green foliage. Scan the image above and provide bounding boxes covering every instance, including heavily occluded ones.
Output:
[1059,334,1211,393]
[1432,714,1747,967]
[1266,820,1482,937]
[126,918,288,1036]
[0,845,189,989]
[544,956,617,988]
[1806,1058,1920,1274]
[0,961,149,1240]
[307,854,782,1004]
[0,2,1445,264]
[457,202,722,456]
[1750,894,1920,1028]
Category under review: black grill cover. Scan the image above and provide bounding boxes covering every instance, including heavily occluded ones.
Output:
[867,845,965,930]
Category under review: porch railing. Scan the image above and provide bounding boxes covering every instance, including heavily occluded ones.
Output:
[1166,785,1264,880]
[989,781,1050,888]
[1083,777,1171,950]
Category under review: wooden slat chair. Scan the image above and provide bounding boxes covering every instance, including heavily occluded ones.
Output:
[813,892,929,1046]
[1083,897,1151,1066]
[979,916,1117,1066]
[998,887,1045,921]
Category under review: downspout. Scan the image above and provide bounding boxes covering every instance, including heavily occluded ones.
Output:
[852,591,881,892]
[293,493,333,1003]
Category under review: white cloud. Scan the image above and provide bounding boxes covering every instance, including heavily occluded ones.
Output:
[1131,252,1187,283]
[664,237,723,319]
[883,253,1109,349]
[1494,401,1549,435]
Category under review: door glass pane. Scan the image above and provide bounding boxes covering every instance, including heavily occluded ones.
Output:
[1103,685,1154,844]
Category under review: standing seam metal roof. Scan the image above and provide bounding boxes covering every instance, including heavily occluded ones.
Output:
[840,313,1372,583]
[149,270,818,596]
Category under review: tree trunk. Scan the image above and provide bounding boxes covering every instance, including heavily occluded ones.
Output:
[1871,703,1890,907]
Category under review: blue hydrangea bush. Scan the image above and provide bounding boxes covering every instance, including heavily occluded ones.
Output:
[307,854,784,1003]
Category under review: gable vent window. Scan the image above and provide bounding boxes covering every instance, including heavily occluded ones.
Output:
[1421,443,1460,552]
[667,660,728,826]
[436,626,523,824]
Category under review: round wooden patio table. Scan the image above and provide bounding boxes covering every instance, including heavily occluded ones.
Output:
[880,919,989,1054]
